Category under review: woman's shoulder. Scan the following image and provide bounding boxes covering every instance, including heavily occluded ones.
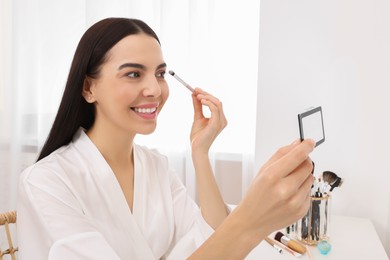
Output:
[19,143,76,185]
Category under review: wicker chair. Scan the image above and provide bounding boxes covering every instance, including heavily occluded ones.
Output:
[0,211,17,260]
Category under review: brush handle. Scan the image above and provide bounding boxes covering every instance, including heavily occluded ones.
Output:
[287,239,307,254]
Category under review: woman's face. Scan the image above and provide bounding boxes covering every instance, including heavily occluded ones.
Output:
[86,33,169,136]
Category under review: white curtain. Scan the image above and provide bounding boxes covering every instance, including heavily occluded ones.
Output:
[0,0,260,212]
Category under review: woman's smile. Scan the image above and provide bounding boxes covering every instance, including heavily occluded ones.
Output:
[130,102,160,120]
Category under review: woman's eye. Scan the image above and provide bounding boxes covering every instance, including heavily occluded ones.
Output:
[156,71,166,78]
[126,72,140,78]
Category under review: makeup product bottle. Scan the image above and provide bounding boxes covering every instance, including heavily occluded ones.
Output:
[274,232,306,254]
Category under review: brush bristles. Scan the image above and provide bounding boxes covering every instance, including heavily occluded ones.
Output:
[274,231,284,242]
[322,171,338,184]
[168,70,175,76]
[323,171,344,191]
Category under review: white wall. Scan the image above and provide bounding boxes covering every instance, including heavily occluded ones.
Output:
[255,0,390,255]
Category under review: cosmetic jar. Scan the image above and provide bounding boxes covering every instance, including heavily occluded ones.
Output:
[317,240,332,255]
[286,195,331,245]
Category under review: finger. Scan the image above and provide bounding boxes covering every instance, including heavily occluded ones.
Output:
[208,96,225,126]
[289,173,314,219]
[267,139,315,179]
[196,91,227,124]
[194,87,209,95]
[283,158,314,191]
[258,139,301,173]
[281,139,315,177]
[196,93,221,108]
[196,95,223,123]
[200,98,220,128]
[299,171,315,192]
[192,93,204,120]
[194,88,222,109]
[266,158,313,206]
[285,172,314,209]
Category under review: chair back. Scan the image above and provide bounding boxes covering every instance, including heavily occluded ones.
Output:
[0,211,17,260]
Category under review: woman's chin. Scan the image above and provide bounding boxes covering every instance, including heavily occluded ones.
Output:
[137,125,157,135]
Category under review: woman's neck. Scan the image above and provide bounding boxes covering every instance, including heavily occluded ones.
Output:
[86,124,135,167]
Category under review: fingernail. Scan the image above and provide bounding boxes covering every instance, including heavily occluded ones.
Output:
[311,161,315,174]
[308,138,316,146]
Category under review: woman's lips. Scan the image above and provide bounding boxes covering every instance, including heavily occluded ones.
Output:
[130,103,159,120]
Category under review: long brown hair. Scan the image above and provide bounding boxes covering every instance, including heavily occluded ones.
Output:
[37,18,160,161]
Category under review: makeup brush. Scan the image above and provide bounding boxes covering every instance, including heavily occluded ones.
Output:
[264,237,283,254]
[322,171,343,191]
[274,231,306,254]
[168,70,195,93]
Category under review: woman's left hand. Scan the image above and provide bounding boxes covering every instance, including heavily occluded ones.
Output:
[190,88,227,154]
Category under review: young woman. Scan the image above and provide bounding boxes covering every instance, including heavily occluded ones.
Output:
[17,18,315,259]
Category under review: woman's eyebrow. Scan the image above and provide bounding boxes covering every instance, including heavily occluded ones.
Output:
[156,62,167,70]
[118,63,145,71]
[118,62,167,71]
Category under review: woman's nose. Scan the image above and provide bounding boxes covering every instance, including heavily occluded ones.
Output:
[142,76,162,97]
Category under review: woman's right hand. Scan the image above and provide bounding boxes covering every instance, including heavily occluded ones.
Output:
[233,138,315,239]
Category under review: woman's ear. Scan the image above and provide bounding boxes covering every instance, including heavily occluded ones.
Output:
[82,77,95,103]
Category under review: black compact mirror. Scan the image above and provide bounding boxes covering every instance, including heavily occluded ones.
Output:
[298,106,325,147]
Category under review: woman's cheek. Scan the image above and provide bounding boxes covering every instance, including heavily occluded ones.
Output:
[160,83,169,106]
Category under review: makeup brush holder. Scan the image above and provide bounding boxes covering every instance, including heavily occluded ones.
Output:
[287,195,331,245]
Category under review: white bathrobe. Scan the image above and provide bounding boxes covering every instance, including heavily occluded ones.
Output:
[17,129,214,259]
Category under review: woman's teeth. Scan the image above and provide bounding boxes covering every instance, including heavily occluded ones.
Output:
[132,107,157,114]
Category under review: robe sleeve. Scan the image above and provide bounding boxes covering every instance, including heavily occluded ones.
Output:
[164,169,216,259]
[17,165,122,260]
